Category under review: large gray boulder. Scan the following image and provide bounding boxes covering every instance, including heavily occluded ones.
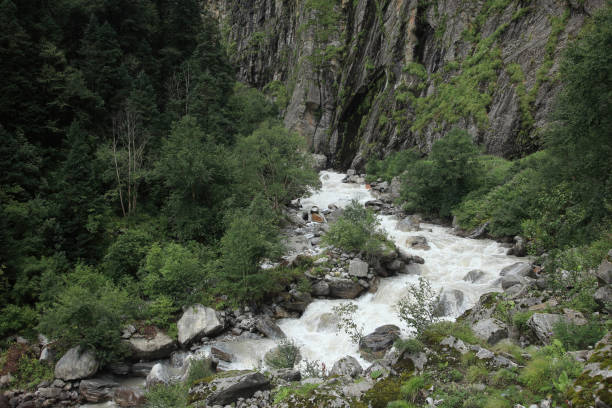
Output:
[435,289,465,316]
[330,356,363,378]
[396,215,421,232]
[189,371,271,406]
[500,262,534,278]
[527,313,564,344]
[359,325,400,361]
[79,377,119,403]
[54,346,99,381]
[501,273,526,290]
[127,331,176,360]
[328,278,364,299]
[348,258,369,278]
[311,280,330,297]
[472,318,508,345]
[146,363,171,388]
[594,285,612,312]
[595,251,612,285]
[177,304,224,346]
[255,316,286,339]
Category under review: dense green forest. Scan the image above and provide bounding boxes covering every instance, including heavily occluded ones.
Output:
[0,0,319,358]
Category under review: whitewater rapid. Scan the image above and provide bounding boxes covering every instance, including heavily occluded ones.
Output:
[220,171,523,371]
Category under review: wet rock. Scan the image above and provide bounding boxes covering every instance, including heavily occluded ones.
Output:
[359,325,401,361]
[177,304,224,346]
[501,273,527,290]
[405,236,430,250]
[113,387,145,407]
[330,356,363,378]
[127,331,176,360]
[189,371,271,406]
[255,316,286,339]
[211,346,234,362]
[435,289,465,317]
[507,236,527,257]
[500,262,534,278]
[467,222,489,239]
[463,269,486,283]
[131,362,155,377]
[270,368,301,382]
[311,154,327,171]
[594,285,612,312]
[146,363,170,388]
[527,313,564,344]
[472,318,508,345]
[385,259,404,272]
[109,362,130,376]
[283,290,312,312]
[328,278,364,299]
[79,377,119,403]
[316,313,339,331]
[311,280,330,297]
[396,215,421,232]
[54,346,99,381]
[348,258,369,278]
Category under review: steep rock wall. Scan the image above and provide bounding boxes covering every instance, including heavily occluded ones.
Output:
[208,0,604,169]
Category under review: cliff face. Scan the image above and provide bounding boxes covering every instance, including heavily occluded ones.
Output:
[208,0,604,169]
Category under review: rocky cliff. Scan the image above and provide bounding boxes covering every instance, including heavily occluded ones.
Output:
[208,0,604,169]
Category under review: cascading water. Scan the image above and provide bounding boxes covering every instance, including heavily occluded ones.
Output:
[220,171,524,370]
[82,171,524,407]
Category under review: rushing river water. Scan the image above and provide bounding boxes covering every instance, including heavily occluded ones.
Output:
[83,171,524,406]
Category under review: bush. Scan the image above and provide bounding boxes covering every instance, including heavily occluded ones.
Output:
[401,128,482,218]
[396,278,440,336]
[465,365,488,383]
[185,358,215,385]
[265,339,301,369]
[0,304,38,340]
[102,228,153,281]
[323,200,392,259]
[144,383,188,408]
[146,295,179,330]
[37,265,135,364]
[511,311,534,334]
[553,319,605,351]
[0,344,53,390]
[140,242,207,307]
[519,341,583,394]
[365,149,420,182]
[400,375,427,402]
[394,338,424,355]
[215,195,284,305]
[421,321,480,345]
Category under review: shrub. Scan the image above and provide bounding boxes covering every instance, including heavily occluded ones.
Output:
[519,342,583,394]
[401,375,427,402]
[37,265,135,364]
[146,295,179,330]
[0,304,38,340]
[490,368,518,386]
[102,228,153,281]
[395,338,424,355]
[401,128,482,218]
[140,242,207,307]
[465,365,488,383]
[185,358,215,385]
[396,277,440,335]
[365,149,420,182]
[323,200,392,259]
[144,383,188,408]
[512,311,534,334]
[553,319,605,351]
[265,339,301,369]
[332,302,365,344]
[421,321,480,345]
[0,344,53,390]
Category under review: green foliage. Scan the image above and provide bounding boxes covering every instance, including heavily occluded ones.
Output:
[332,302,365,344]
[394,338,424,355]
[144,383,188,408]
[553,319,605,351]
[511,311,534,334]
[400,375,427,402]
[146,295,179,331]
[0,304,38,340]
[235,121,320,209]
[401,128,482,218]
[465,365,488,383]
[366,149,420,183]
[396,277,440,335]
[186,359,215,386]
[140,242,207,307]
[265,339,301,369]
[215,196,283,305]
[323,200,392,258]
[102,228,153,281]
[37,265,135,364]
[273,383,320,403]
[2,351,53,391]
[421,321,480,345]
[519,341,583,394]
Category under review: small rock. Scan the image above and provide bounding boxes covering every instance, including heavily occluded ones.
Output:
[463,270,486,283]
[348,258,369,278]
[472,318,508,345]
[330,356,363,378]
